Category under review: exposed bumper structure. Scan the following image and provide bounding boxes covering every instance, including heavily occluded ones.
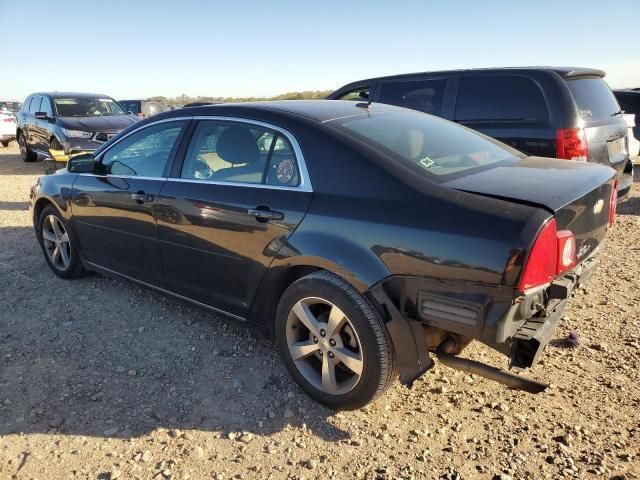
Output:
[370,255,598,388]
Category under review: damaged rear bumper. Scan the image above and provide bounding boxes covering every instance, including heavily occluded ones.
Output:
[370,255,598,385]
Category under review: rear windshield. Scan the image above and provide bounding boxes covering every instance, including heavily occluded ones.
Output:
[566,78,620,122]
[54,97,127,117]
[328,107,521,180]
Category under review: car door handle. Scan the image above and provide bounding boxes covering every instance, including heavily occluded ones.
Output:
[247,207,284,222]
[130,191,154,203]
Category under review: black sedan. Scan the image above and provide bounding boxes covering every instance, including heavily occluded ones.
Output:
[29,101,617,409]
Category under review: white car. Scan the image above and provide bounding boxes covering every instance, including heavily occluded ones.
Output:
[623,113,640,163]
[0,110,16,147]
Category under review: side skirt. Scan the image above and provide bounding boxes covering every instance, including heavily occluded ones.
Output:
[84,261,268,333]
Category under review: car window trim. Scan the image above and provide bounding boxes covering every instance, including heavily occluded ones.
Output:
[84,118,190,180]
[171,116,312,192]
[83,115,312,192]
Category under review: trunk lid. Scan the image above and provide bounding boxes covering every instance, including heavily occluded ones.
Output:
[442,156,616,263]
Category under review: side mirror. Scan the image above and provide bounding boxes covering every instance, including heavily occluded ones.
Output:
[67,153,97,173]
[35,111,50,120]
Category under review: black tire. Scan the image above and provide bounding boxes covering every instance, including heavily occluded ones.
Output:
[0,140,9,147]
[18,132,37,162]
[50,137,63,151]
[36,204,85,279]
[275,271,396,409]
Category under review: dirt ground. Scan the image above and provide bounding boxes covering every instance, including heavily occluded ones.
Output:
[0,142,638,480]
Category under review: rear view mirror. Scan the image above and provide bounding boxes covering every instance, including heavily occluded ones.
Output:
[67,154,97,173]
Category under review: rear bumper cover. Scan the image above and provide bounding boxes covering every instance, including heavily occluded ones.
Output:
[370,256,598,384]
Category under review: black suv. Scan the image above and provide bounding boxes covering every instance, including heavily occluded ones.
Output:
[329,67,633,201]
[613,89,640,140]
[17,92,137,162]
[119,99,166,119]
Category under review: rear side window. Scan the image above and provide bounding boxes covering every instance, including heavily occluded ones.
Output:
[379,79,447,116]
[180,120,300,187]
[455,75,548,123]
[566,78,620,122]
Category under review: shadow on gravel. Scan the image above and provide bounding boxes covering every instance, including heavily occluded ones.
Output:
[0,201,29,211]
[0,227,349,443]
[618,194,640,216]
[0,150,43,176]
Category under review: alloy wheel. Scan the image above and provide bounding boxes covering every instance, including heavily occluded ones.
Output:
[42,215,71,271]
[286,297,364,395]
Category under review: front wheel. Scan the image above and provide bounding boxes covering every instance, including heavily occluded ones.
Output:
[1,140,9,147]
[18,132,37,162]
[37,205,85,279]
[275,271,396,409]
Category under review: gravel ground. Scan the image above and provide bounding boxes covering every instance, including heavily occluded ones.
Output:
[0,142,639,480]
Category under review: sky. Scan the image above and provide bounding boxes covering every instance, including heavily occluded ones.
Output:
[2,0,639,101]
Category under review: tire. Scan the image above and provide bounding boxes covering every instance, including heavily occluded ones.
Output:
[1,140,8,147]
[36,204,85,279]
[18,132,37,162]
[275,271,396,409]
[50,137,63,151]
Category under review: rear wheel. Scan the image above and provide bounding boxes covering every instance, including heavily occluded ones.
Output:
[37,205,85,279]
[275,271,396,409]
[18,132,36,162]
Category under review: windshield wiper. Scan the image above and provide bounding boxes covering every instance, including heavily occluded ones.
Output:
[611,110,624,117]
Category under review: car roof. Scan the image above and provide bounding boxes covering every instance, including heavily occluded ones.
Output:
[335,66,606,87]
[165,99,395,123]
[32,92,115,99]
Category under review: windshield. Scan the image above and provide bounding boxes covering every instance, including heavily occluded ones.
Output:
[53,97,127,117]
[328,107,521,179]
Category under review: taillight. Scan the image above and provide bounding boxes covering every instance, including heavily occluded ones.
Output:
[518,219,577,291]
[556,128,588,161]
[556,230,576,274]
[609,180,618,226]
[2,117,14,123]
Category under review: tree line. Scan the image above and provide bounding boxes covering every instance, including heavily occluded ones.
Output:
[148,90,333,107]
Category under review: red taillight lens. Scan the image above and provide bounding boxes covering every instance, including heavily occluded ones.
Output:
[556,128,588,161]
[519,219,558,290]
[518,219,577,291]
[609,180,618,226]
[556,230,576,274]
[2,117,14,123]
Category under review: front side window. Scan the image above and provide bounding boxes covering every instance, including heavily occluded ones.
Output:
[328,107,521,180]
[39,97,53,116]
[54,97,127,117]
[455,75,548,123]
[101,121,186,177]
[28,96,41,114]
[379,79,447,116]
[337,86,370,101]
[180,120,300,187]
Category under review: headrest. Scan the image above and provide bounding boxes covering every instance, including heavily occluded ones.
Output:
[216,127,260,165]
[395,128,425,160]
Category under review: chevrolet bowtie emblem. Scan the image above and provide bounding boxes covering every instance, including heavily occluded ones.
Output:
[593,199,604,215]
